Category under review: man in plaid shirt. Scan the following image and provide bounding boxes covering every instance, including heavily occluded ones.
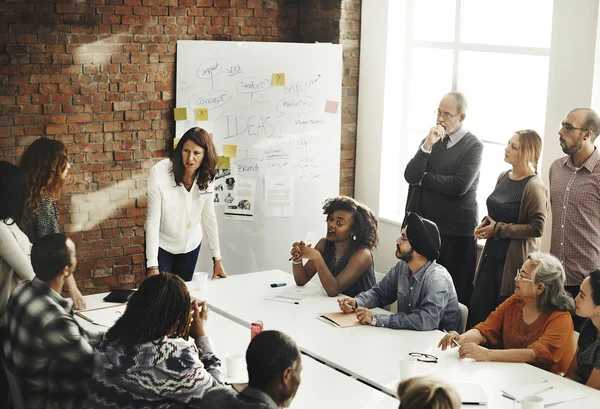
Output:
[549,108,600,330]
[3,233,102,409]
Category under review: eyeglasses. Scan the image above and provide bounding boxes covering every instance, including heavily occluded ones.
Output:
[515,270,533,282]
[409,352,438,363]
[434,110,460,120]
[561,122,588,132]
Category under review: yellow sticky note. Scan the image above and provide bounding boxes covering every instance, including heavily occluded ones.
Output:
[195,108,208,121]
[223,144,237,158]
[217,156,230,169]
[174,108,187,121]
[272,73,285,86]
[173,137,181,149]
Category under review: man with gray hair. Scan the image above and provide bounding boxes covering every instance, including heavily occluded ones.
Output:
[550,107,600,330]
[404,92,483,306]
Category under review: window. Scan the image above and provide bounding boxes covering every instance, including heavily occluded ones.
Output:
[397,0,553,221]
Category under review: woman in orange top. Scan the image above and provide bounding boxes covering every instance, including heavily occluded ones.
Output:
[439,251,575,374]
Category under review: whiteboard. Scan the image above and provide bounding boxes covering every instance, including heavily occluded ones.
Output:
[175,41,343,275]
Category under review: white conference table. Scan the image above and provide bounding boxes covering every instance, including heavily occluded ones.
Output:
[77,293,399,409]
[191,269,600,408]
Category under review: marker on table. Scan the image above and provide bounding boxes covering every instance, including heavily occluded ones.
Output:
[270,283,287,288]
[443,329,461,347]
[342,301,356,312]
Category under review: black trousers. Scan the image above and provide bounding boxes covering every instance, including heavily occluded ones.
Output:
[437,234,477,307]
[565,285,585,332]
[468,255,507,329]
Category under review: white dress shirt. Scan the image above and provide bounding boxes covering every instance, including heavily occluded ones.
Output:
[145,159,221,268]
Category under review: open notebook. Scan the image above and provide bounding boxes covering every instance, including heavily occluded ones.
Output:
[317,312,361,328]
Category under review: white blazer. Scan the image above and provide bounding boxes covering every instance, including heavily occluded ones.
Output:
[145,159,221,268]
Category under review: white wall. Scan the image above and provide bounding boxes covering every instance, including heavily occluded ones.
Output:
[356,0,600,272]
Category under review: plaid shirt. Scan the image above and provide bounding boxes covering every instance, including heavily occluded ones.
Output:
[549,148,600,286]
[3,278,97,409]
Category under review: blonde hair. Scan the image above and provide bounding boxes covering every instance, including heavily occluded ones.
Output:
[397,376,461,409]
[515,129,542,174]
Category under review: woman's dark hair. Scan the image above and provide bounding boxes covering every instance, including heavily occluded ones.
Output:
[20,137,68,220]
[106,274,192,347]
[0,161,28,225]
[588,269,600,306]
[322,196,379,249]
[171,127,218,191]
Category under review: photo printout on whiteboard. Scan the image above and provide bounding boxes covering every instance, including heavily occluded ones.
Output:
[224,178,256,221]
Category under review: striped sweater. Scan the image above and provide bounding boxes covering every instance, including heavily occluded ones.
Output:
[84,335,224,409]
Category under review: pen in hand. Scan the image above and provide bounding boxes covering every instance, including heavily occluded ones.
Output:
[342,301,356,312]
[289,233,312,261]
[443,329,461,347]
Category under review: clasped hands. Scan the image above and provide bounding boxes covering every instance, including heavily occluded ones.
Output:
[289,241,318,263]
[474,215,496,241]
[337,297,374,325]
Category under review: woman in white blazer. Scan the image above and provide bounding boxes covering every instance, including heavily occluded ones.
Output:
[145,128,227,281]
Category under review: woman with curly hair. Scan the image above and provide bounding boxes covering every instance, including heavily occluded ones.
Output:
[19,137,85,309]
[290,196,378,297]
[146,127,227,282]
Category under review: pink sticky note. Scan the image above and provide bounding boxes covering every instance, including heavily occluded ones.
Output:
[325,100,339,114]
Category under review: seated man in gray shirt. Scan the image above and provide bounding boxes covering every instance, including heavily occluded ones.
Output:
[338,212,462,332]
[201,330,302,409]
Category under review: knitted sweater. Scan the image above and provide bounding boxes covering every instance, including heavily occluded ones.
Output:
[85,335,224,409]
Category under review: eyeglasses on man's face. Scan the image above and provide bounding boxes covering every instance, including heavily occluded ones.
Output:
[434,110,460,120]
[515,270,533,282]
[560,122,588,132]
[409,352,438,363]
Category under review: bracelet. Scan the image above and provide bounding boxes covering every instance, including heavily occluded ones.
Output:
[292,261,302,265]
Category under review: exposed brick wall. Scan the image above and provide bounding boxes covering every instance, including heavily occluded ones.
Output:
[0,0,361,292]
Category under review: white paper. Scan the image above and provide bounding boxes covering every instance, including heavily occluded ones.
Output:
[264,176,294,217]
[501,381,587,406]
[224,177,256,221]
[212,168,232,207]
[77,305,127,328]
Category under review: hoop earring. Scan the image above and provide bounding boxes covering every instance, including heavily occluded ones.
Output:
[352,234,357,241]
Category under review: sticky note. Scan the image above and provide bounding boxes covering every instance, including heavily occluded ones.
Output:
[272,73,285,86]
[217,156,230,169]
[195,108,208,121]
[324,100,339,114]
[223,144,237,158]
[173,137,181,149]
[174,108,187,121]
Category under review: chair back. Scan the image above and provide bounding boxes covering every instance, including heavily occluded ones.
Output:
[458,302,469,333]
[2,358,26,409]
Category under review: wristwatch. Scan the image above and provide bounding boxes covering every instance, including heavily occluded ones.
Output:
[212,256,222,262]
[370,315,377,326]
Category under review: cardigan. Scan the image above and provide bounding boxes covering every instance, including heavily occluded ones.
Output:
[0,219,35,324]
[473,172,548,297]
[474,295,575,374]
[145,159,222,268]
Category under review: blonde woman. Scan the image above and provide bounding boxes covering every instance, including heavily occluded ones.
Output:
[397,376,460,409]
[469,130,548,328]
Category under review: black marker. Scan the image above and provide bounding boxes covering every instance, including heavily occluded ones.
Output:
[270,283,287,288]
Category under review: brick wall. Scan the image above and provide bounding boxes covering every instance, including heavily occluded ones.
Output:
[0,0,360,292]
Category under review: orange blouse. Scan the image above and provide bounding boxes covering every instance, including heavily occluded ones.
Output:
[474,295,575,374]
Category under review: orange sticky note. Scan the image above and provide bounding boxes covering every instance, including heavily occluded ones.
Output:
[174,108,187,121]
[272,73,285,86]
[223,144,237,158]
[217,156,230,169]
[195,108,208,121]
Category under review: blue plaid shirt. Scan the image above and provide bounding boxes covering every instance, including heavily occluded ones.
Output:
[355,260,461,332]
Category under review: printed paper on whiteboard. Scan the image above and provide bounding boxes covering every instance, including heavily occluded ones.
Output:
[264,176,293,217]
[224,178,255,221]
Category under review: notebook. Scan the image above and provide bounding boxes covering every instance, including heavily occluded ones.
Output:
[451,383,488,405]
[317,312,361,328]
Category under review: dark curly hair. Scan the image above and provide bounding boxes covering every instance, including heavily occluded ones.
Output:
[171,127,218,191]
[105,273,192,348]
[20,137,68,220]
[322,196,378,249]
